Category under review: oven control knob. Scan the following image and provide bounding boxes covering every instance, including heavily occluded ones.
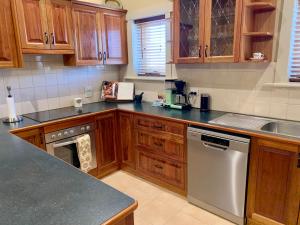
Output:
[70,130,74,134]
[81,127,85,132]
[64,131,69,136]
[86,125,90,130]
[51,134,56,139]
[57,133,62,137]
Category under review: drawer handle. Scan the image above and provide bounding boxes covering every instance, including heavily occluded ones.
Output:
[154,141,163,147]
[138,121,149,127]
[154,164,163,169]
[298,153,300,168]
[152,125,163,129]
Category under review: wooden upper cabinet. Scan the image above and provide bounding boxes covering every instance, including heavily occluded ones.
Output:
[45,0,74,50]
[67,4,102,65]
[173,0,205,64]
[15,0,49,50]
[204,0,242,63]
[247,138,300,225]
[100,10,128,65]
[0,0,21,68]
[173,0,242,64]
[14,0,74,53]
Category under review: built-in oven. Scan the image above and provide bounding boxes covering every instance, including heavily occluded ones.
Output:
[45,123,97,171]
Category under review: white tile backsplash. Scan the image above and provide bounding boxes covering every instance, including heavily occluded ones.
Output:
[0,55,119,118]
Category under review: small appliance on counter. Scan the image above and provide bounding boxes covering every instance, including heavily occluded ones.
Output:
[164,80,192,110]
[2,86,23,123]
[200,94,210,112]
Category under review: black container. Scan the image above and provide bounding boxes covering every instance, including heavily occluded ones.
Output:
[200,94,210,112]
[134,92,144,104]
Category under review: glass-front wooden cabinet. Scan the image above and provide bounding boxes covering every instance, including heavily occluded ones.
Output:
[204,0,242,63]
[173,0,205,63]
[173,0,242,64]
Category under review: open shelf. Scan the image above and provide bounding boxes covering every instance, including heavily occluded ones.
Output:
[243,32,273,38]
[246,2,276,12]
[240,1,277,63]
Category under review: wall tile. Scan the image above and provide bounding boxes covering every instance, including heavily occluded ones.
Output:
[287,104,300,121]
[0,55,119,118]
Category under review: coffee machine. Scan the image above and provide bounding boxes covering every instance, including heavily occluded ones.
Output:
[164,80,191,110]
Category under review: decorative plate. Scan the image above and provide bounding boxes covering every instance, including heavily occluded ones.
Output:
[105,0,123,9]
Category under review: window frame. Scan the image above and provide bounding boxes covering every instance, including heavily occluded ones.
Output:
[133,15,167,77]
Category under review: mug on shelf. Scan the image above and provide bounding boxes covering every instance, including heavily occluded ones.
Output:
[253,52,264,60]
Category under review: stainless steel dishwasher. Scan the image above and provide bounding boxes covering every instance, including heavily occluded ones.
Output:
[187,126,250,225]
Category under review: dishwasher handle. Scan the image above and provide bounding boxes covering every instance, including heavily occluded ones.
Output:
[202,142,228,151]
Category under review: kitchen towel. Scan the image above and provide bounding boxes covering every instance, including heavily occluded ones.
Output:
[6,97,17,120]
[76,134,93,173]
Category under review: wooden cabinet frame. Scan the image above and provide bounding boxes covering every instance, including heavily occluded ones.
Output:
[247,138,300,225]
[14,0,74,54]
[0,0,22,68]
[173,0,246,64]
[173,0,206,64]
[204,0,242,63]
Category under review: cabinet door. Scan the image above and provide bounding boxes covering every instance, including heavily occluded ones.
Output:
[119,112,135,169]
[0,0,20,68]
[15,0,50,50]
[173,0,205,64]
[96,113,119,176]
[14,129,45,150]
[45,0,74,50]
[100,10,128,65]
[204,0,242,63]
[247,139,300,225]
[72,4,103,65]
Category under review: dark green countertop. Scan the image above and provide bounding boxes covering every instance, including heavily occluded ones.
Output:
[1,101,299,225]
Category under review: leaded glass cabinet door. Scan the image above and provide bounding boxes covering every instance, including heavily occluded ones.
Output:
[173,0,205,64]
[204,0,242,63]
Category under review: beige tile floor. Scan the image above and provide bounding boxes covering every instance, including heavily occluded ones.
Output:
[101,171,235,225]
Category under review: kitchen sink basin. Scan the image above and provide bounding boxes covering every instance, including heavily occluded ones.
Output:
[260,121,300,138]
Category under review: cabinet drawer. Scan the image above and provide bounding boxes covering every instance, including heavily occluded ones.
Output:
[137,151,186,190]
[136,131,185,162]
[134,116,185,136]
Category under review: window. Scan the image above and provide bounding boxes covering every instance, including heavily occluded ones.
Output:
[134,16,166,76]
[289,0,300,82]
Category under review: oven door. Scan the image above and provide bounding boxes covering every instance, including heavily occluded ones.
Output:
[46,132,97,172]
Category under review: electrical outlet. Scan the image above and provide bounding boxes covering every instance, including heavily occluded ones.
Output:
[188,87,201,108]
[84,86,93,98]
[189,87,200,96]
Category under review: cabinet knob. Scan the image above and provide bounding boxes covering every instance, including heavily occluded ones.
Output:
[199,46,202,58]
[205,45,208,58]
[44,32,49,44]
[103,52,107,63]
[50,33,55,45]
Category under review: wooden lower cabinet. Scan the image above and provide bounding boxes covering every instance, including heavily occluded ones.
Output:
[13,128,45,150]
[133,114,187,194]
[246,138,300,225]
[137,151,186,191]
[96,113,119,177]
[119,112,135,169]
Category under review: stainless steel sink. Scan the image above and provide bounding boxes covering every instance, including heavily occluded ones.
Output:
[260,121,300,138]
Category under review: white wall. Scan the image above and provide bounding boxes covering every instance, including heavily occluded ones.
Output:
[0,55,119,118]
[121,0,300,121]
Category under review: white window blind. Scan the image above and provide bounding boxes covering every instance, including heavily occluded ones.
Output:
[135,19,166,76]
[289,0,300,82]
